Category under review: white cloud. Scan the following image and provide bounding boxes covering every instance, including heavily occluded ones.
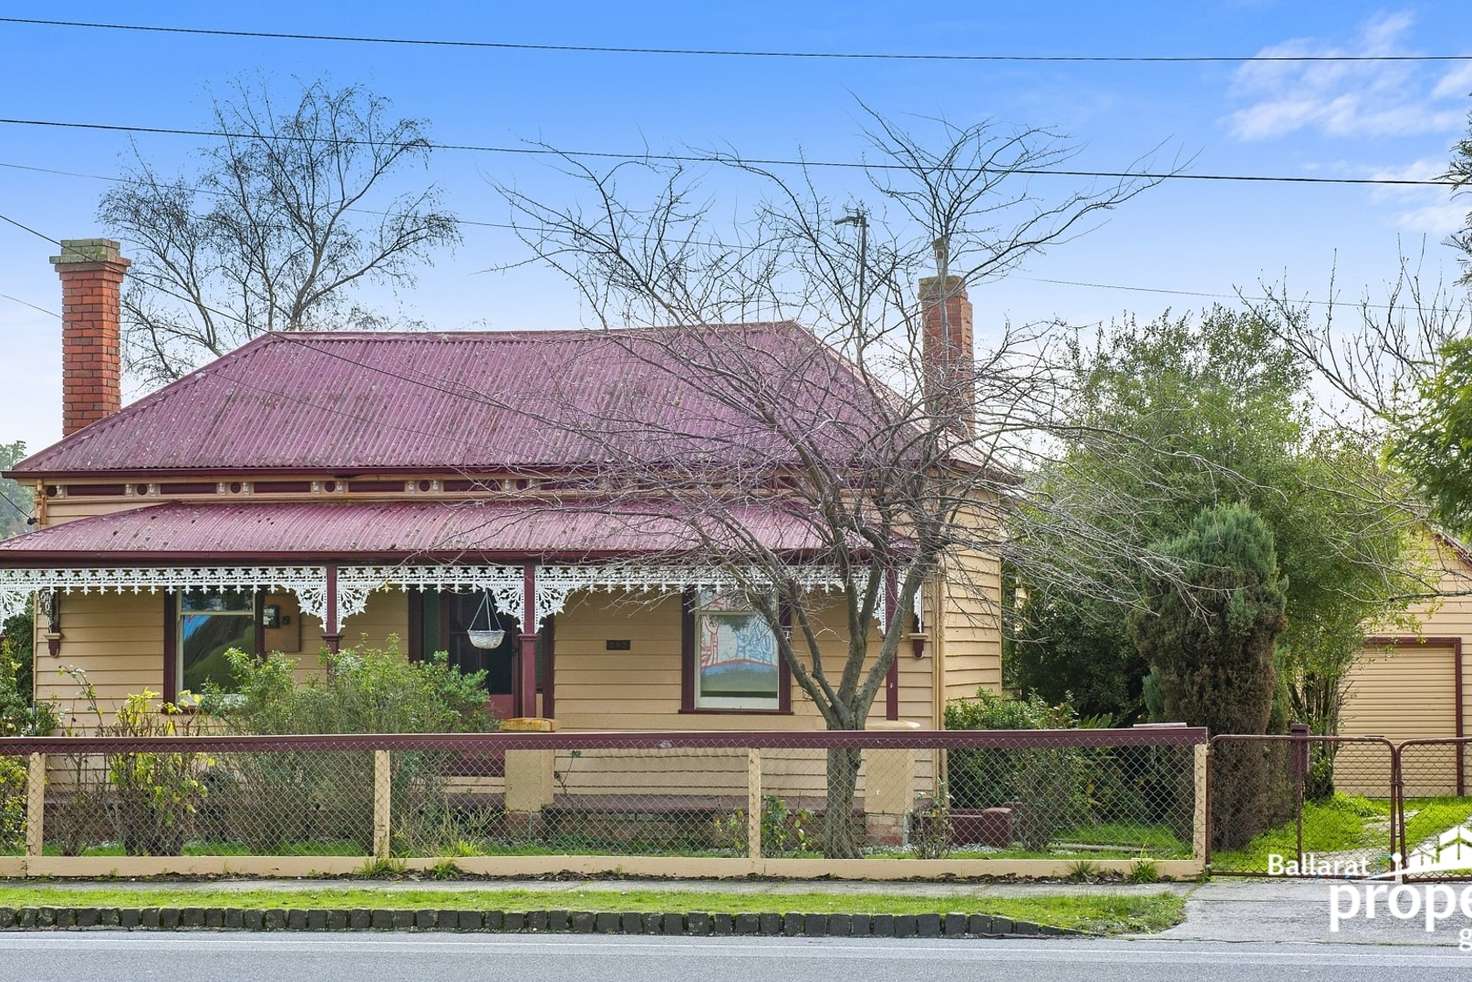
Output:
[1361,157,1465,235]
[1394,201,1467,235]
[1433,63,1472,100]
[1227,12,1468,141]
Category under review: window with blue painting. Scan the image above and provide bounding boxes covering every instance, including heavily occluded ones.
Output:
[693,592,781,710]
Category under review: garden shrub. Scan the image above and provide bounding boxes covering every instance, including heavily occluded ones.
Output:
[0,626,56,738]
[943,689,1091,850]
[909,780,953,859]
[201,639,496,735]
[199,640,498,853]
[0,755,23,854]
[50,669,211,855]
[711,794,815,857]
[104,691,212,855]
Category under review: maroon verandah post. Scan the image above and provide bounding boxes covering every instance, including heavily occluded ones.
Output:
[516,562,538,717]
[322,564,341,654]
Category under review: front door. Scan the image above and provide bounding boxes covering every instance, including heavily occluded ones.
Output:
[410,589,548,717]
[443,592,519,716]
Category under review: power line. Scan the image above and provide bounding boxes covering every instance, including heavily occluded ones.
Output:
[1018,276,1463,316]
[0,490,33,523]
[5,153,1461,321]
[0,116,1457,187]
[1,158,1463,311]
[0,292,60,318]
[3,16,1471,64]
[0,159,779,254]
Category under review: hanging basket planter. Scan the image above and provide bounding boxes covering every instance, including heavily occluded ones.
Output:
[467,628,505,650]
[466,592,505,649]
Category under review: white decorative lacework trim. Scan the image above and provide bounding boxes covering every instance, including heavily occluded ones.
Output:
[0,566,329,622]
[0,563,913,635]
[534,563,855,619]
[334,565,525,627]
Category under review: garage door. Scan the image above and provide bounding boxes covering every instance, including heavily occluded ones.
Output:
[1338,641,1459,796]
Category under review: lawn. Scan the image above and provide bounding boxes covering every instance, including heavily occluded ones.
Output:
[1403,798,1472,852]
[0,885,1185,935]
[1211,795,1393,873]
[1210,794,1472,874]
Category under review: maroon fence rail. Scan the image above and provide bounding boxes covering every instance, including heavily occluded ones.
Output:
[0,726,1209,755]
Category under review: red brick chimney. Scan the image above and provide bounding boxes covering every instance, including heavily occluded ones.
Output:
[50,239,128,436]
[918,274,974,433]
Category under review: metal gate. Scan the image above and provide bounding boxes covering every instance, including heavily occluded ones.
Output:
[1207,730,1398,877]
[1397,737,1472,882]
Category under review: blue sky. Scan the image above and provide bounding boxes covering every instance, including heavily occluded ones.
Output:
[1,1,1470,453]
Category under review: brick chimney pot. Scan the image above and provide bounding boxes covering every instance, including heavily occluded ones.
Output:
[50,238,129,436]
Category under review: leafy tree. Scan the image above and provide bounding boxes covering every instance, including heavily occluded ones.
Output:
[100,78,460,385]
[0,441,35,710]
[0,440,30,540]
[1130,503,1286,735]
[1,619,54,737]
[1007,587,1139,720]
[1451,106,1471,285]
[1389,338,1472,533]
[1011,308,1416,733]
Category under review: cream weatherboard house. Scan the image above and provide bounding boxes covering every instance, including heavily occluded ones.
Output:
[0,239,1001,736]
[1339,534,1472,774]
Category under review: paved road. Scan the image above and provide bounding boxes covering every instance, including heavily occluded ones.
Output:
[1,933,1470,982]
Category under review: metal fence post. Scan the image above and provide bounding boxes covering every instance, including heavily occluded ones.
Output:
[1193,743,1209,867]
[1290,722,1309,867]
[25,752,45,862]
[747,748,762,864]
[373,749,391,861]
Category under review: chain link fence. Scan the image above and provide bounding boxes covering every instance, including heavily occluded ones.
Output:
[0,727,1206,869]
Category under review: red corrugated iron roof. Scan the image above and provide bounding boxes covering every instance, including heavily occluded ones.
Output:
[0,499,834,563]
[10,324,896,477]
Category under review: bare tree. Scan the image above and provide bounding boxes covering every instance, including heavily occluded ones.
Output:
[100,78,461,385]
[1249,255,1468,433]
[488,110,1176,856]
[1246,258,1472,605]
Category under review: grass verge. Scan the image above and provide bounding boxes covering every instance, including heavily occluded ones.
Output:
[0,886,1184,935]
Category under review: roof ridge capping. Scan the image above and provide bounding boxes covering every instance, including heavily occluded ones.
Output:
[275,321,806,340]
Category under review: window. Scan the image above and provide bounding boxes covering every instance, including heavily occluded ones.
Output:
[690,593,783,711]
[177,590,258,695]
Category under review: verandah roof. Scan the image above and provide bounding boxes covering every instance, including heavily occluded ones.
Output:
[0,499,913,628]
[0,498,835,564]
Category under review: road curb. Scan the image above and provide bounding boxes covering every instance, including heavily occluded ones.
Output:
[0,905,1073,938]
